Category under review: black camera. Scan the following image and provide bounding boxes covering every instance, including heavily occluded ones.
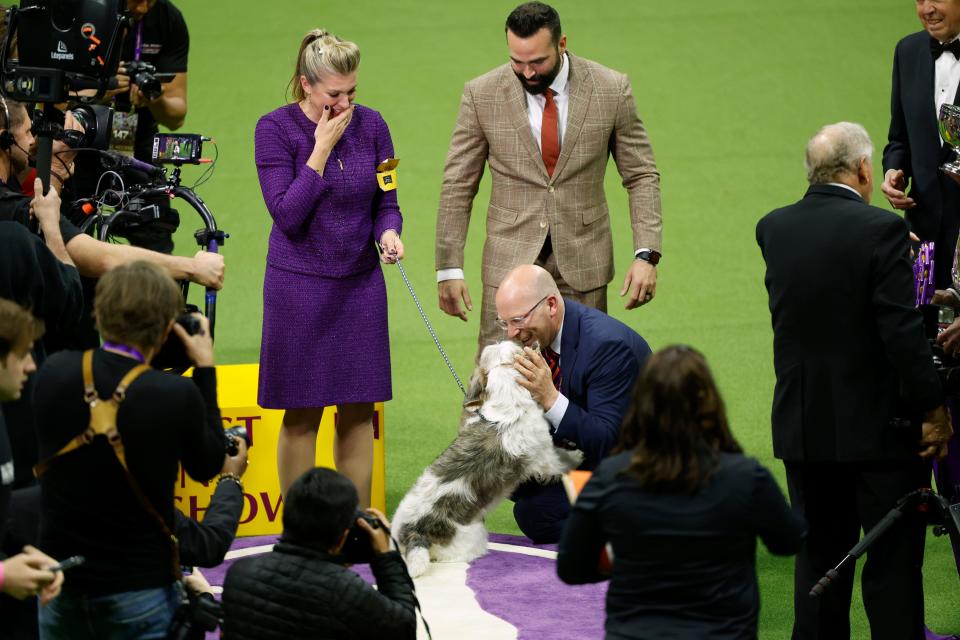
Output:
[124,60,172,102]
[150,305,202,372]
[175,311,201,336]
[60,103,114,151]
[339,511,384,565]
[1,0,127,102]
[223,425,250,457]
[167,590,221,640]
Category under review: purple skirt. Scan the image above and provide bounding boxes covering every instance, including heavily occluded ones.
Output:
[258,264,392,408]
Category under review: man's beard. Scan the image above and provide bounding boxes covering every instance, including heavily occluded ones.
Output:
[515,50,562,95]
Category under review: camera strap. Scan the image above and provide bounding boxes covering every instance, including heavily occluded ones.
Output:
[33,350,183,582]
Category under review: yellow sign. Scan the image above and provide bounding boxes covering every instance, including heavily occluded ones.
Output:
[174,364,386,536]
[376,157,399,191]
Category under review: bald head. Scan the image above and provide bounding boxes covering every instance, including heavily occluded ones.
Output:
[495,265,563,346]
[499,265,558,301]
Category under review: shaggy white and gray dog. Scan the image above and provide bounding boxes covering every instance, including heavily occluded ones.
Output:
[391,340,583,577]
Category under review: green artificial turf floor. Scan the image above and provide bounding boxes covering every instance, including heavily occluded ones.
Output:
[161,1,958,635]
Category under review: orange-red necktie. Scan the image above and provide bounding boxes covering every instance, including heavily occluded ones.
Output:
[542,347,561,390]
[541,90,560,177]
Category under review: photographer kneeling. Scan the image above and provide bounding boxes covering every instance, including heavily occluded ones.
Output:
[31,261,226,639]
[222,467,416,640]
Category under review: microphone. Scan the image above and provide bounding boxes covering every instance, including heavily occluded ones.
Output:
[98,149,165,179]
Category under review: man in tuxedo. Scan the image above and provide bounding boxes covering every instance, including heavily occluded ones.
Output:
[757,122,952,640]
[496,264,651,542]
[436,2,662,351]
[882,0,960,287]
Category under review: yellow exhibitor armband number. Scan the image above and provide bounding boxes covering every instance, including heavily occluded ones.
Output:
[376,158,399,192]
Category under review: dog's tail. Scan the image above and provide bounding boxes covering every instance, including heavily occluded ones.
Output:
[403,534,431,578]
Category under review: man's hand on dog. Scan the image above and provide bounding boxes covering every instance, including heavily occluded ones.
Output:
[514,347,559,411]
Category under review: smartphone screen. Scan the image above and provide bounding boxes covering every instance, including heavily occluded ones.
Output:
[152,133,202,165]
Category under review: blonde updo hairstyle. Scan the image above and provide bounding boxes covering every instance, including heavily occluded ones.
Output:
[289,29,361,102]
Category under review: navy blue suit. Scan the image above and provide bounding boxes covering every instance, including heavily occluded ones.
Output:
[513,299,651,543]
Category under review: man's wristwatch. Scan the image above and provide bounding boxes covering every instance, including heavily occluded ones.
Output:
[634,249,661,266]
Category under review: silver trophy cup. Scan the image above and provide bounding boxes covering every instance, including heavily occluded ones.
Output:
[939,103,960,178]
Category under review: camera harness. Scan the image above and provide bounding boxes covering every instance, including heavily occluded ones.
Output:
[33,350,183,581]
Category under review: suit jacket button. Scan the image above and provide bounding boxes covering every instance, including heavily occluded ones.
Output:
[548,186,555,193]
[540,220,547,228]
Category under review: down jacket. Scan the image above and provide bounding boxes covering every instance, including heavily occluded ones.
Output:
[221,541,417,640]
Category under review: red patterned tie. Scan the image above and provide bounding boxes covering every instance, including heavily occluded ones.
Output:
[542,347,561,390]
[541,90,560,177]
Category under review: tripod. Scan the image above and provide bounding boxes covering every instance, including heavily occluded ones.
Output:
[809,488,960,598]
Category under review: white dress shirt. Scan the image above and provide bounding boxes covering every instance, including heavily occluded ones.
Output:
[935,37,960,120]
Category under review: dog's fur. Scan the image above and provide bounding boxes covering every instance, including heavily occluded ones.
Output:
[391,340,583,577]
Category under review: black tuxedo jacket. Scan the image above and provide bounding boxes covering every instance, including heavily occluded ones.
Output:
[756,185,943,462]
[883,31,960,274]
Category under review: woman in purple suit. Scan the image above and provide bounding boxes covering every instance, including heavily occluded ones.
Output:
[254,29,404,505]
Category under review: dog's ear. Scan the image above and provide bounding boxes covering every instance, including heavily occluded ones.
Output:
[463,370,486,411]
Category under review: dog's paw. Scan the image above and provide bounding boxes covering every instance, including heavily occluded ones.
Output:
[556,448,584,471]
[405,546,431,578]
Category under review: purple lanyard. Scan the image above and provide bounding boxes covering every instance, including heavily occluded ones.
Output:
[102,341,146,363]
[133,20,143,61]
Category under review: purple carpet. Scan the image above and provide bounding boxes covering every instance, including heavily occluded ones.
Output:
[471,534,607,639]
[203,532,607,639]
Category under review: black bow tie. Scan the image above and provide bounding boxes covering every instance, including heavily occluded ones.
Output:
[931,38,960,60]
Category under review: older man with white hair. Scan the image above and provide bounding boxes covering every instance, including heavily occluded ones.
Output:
[757,122,952,640]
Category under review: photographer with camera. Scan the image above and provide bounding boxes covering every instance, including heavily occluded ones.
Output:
[221,467,416,640]
[30,261,227,639]
[0,99,223,290]
[756,122,952,640]
[69,0,190,253]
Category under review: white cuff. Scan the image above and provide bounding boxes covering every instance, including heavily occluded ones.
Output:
[437,268,465,282]
[544,393,569,428]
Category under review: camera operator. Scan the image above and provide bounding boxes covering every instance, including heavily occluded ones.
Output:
[0,99,224,290]
[31,261,226,639]
[72,0,189,253]
[756,122,952,639]
[221,467,416,640]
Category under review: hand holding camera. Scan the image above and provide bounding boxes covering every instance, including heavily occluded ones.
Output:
[221,428,250,478]
[171,312,214,368]
[357,508,392,555]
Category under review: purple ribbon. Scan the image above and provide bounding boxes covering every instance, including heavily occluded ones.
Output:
[914,241,935,307]
[101,341,145,363]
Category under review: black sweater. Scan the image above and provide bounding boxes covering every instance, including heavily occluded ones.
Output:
[222,543,417,640]
[34,349,225,595]
[557,451,806,640]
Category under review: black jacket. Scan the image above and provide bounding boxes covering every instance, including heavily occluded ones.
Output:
[175,479,243,568]
[883,30,960,286]
[221,542,416,640]
[557,451,805,640]
[756,185,943,462]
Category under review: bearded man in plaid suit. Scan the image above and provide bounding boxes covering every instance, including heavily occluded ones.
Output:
[435,2,663,350]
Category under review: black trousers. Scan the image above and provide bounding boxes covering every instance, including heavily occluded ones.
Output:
[511,480,570,544]
[785,460,930,640]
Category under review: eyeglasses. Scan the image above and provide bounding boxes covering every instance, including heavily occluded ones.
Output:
[495,295,549,330]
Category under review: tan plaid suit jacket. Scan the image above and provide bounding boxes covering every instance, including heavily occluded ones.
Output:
[435,53,662,293]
